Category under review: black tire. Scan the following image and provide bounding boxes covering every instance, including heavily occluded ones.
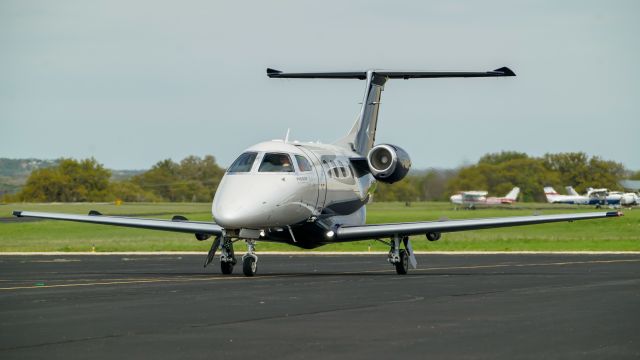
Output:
[243,256,257,277]
[395,249,409,275]
[426,232,441,241]
[221,260,234,275]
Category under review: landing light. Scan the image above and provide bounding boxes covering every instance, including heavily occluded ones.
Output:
[259,230,266,237]
[326,230,335,238]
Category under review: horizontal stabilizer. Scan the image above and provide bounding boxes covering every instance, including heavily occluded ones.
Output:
[267,67,516,80]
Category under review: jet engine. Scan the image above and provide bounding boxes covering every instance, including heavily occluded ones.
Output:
[366,144,411,184]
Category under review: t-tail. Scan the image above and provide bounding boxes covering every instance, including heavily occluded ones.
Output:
[267,67,515,156]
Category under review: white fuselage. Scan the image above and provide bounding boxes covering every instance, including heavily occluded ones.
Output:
[450,193,516,207]
[212,140,374,235]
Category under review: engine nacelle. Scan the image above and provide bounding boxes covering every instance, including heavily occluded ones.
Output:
[366,144,411,184]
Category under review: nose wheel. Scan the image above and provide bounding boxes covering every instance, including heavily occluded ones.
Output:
[242,240,258,276]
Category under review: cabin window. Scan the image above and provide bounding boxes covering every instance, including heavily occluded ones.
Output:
[347,164,355,178]
[337,160,347,177]
[227,152,257,173]
[295,155,313,172]
[259,153,295,173]
[322,160,332,177]
[330,160,339,178]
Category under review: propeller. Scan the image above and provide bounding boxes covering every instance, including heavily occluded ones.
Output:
[402,236,418,269]
[203,236,221,268]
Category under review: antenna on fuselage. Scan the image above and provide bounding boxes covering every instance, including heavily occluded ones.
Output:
[267,67,516,156]
[284,128,290,143]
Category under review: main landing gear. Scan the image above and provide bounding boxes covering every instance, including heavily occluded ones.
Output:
[220,237,236,274]
[206,236,257,277]
[388,235,415,275]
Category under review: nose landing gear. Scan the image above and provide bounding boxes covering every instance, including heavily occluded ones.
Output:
[242,240,258,277]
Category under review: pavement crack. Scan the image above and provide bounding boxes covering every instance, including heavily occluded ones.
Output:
[449,290,504,297]
[188,295,425,329]
[0,334,125,352]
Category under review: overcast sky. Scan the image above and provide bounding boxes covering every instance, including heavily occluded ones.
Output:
[2,0,639,170]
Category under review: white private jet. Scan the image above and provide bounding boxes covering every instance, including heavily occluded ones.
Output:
[450,187,520,209]
[13,67,622,276]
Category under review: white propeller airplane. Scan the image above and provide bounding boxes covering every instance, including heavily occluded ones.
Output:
[544,186,593,205]
[450,187,520,209]
[565,186,639,207]
[13,67,622,276]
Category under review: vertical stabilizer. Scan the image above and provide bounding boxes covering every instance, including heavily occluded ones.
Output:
[565,186,579,196]
[504,187,520,200]
[336,71,387,155]
[544,187,559,203]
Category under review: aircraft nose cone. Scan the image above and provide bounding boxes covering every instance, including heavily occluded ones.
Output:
[213,186,264,228]
[212,174,310,229]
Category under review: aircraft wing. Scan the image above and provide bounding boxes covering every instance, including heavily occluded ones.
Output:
[12,211,224,237]
[333,211,622,241]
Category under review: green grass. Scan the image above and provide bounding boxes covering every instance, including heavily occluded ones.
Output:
[0,202,638,252]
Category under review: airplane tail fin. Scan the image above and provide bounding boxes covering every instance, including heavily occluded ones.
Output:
[267,67,515,156]
[544,186,559,202]
[504,187,520,201]
[565,186,579,196]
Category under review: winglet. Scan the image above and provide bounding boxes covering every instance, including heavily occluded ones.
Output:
[88,210,102,216]
[493,67,516,76]
[12,211,22,217]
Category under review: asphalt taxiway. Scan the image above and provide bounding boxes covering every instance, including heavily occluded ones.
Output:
[1,253,639,359]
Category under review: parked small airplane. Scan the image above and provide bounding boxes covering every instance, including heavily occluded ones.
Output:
[13,67,622,276]
[608,191,639,206]
[450,187,519,209]
[544,186,594,205]
[565,186,639,207]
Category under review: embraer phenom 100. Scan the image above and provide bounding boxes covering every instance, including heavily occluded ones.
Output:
[13,67,622,276]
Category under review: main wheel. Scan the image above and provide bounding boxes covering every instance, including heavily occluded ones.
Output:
[395,249,409,275]
[243,256,257,277]
[221,260,234,275]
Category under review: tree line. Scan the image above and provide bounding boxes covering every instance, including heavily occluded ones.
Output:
[4,156,224,203]
[2,151,636,203]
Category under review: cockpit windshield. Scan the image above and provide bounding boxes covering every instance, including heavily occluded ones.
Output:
[227,152,257,173]
[259,153,294,173]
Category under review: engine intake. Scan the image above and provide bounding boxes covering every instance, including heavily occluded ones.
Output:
[367,144,411,184]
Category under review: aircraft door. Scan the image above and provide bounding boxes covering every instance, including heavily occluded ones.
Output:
[298,147,327,214]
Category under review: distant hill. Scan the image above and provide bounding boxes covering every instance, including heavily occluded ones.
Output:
[0,158,145,196]
[0,158,59,178]
[110,169,146,181]
[0,158,60,195]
